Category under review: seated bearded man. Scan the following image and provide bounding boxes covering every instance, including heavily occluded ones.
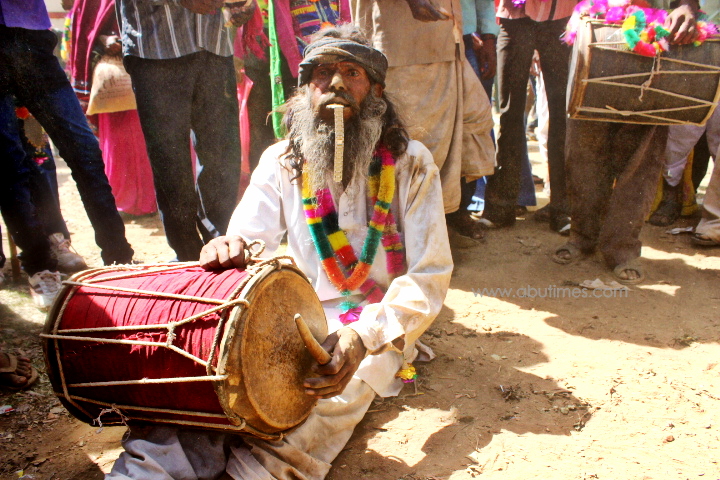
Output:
[106,26,453,480]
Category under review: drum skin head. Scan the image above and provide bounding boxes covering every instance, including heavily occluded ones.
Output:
[217,265,328,434]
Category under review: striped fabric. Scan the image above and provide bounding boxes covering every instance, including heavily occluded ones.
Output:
[117,0,233,59]
[290,0,340,43]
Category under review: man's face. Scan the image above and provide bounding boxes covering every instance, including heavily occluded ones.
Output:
[308,61,381,123]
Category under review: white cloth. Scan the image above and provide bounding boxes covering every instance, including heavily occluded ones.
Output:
[696,143,720,242]
[228,139,453,397]
[535,71,549,164]
[663,106,720,186]
[107,377,376,480]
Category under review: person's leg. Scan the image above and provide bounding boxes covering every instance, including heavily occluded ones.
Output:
[0,93,57,275]
[125,54,203,261]
[536,17,571,218]
[694,144,720,244]
[463,34,482,78]
[239,376,376,479]
[24,141,71,239]
[598,125,668,269]
[191,52,241,237]
[8,28,133,265]
[244,52,278,173]
[107,426,232,479]
[563,119,614,255]
[517,151,537,207]
[483,18,536,226]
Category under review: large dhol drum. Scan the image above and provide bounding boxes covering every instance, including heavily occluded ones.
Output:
[42,257,327,440]
[567,18,720,125]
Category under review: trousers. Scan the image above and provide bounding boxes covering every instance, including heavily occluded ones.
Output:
[565,119,668,267]
[0,25,133,267]
[484,17,570,223]
[125,52,241,261]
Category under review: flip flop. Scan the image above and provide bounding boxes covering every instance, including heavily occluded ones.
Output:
[0,353,39,391]
[612,260,645,285]
[692,232,720,247]
[0,353,17,374]
[552,243,583,265]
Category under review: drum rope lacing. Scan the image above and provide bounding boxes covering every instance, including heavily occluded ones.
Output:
[42,240,298,439]
[577,41,720,124]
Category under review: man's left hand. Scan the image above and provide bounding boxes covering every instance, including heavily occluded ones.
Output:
[665,4,699,45]
[223,0,257,27]
[303,327,367,399]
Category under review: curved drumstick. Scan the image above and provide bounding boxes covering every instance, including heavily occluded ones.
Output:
[294,314,332,365]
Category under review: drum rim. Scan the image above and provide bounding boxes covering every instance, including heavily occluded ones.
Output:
[215,261,328,436]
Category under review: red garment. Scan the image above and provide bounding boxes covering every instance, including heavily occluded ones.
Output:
[98,110,157,216]
[67,0,116,100]
[68,0,157,216]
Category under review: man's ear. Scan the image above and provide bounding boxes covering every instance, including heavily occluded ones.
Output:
[373,83,384,97]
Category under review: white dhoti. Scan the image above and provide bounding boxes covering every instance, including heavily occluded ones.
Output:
[107,376,376,480]
[385,54,495,213]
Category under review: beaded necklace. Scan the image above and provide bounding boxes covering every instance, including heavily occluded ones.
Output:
[301,145,405,324]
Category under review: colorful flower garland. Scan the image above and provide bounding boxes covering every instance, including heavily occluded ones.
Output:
[301,145,405,324]
[563,0,719,57]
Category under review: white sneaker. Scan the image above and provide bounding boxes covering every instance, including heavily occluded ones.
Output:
[28,270,62,309]
[48,233,88,273]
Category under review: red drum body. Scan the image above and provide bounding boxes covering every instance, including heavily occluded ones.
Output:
[567,19,720,125]
[42,260,327,440]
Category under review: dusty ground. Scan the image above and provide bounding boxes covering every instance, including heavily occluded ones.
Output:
[1,148,719,480]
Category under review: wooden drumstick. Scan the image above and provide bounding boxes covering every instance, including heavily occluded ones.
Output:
[294,314,332,365]
[327,104,345,183]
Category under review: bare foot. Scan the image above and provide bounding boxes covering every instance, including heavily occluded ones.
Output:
[0,353,33,389]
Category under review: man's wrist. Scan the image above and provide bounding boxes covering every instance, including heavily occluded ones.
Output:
[479,33,496,41]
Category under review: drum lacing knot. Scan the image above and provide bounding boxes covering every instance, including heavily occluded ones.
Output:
[166,322,177,346]
[639,55,660,102]
[94,405,128,430]
[246,239,266,260]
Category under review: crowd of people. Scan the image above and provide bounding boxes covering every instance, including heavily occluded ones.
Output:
[1,0,719,476]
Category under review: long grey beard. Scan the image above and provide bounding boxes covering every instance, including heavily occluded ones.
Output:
[288,87,387,193]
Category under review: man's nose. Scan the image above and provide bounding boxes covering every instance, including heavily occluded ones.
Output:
[329,71,346,91]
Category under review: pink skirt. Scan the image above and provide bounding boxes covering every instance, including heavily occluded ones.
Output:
[98,109,157,216]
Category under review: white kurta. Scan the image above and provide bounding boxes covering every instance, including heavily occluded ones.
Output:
[227,139,453,397]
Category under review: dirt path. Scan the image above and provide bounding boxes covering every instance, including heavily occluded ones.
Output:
[1,153,719,480]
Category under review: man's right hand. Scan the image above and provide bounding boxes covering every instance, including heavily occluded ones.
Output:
[404,0,451,22]
[179,0,224,15]
[199,235,248,270]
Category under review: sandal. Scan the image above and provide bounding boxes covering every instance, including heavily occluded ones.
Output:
[692,232,720,247]
[552,242,584,265]
[446,212,485,240]
[534,204,552,223]
[649,197,681,226]
[612,260,645,285]
[550,213,571,236]
[0,353,39,391]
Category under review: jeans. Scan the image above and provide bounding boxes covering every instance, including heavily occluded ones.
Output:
[0,94,56,275]
[0,25,133,265]
[484,17,570,223]
[125,52,241,261]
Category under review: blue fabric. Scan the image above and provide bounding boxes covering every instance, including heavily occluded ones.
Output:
[0,94,56,275]
[0,0,51,30]
[461,0,478,34]
[0,25,134,265]
[477,0,500,36]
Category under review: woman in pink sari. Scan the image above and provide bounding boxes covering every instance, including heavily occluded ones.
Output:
[67,0,156,217]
